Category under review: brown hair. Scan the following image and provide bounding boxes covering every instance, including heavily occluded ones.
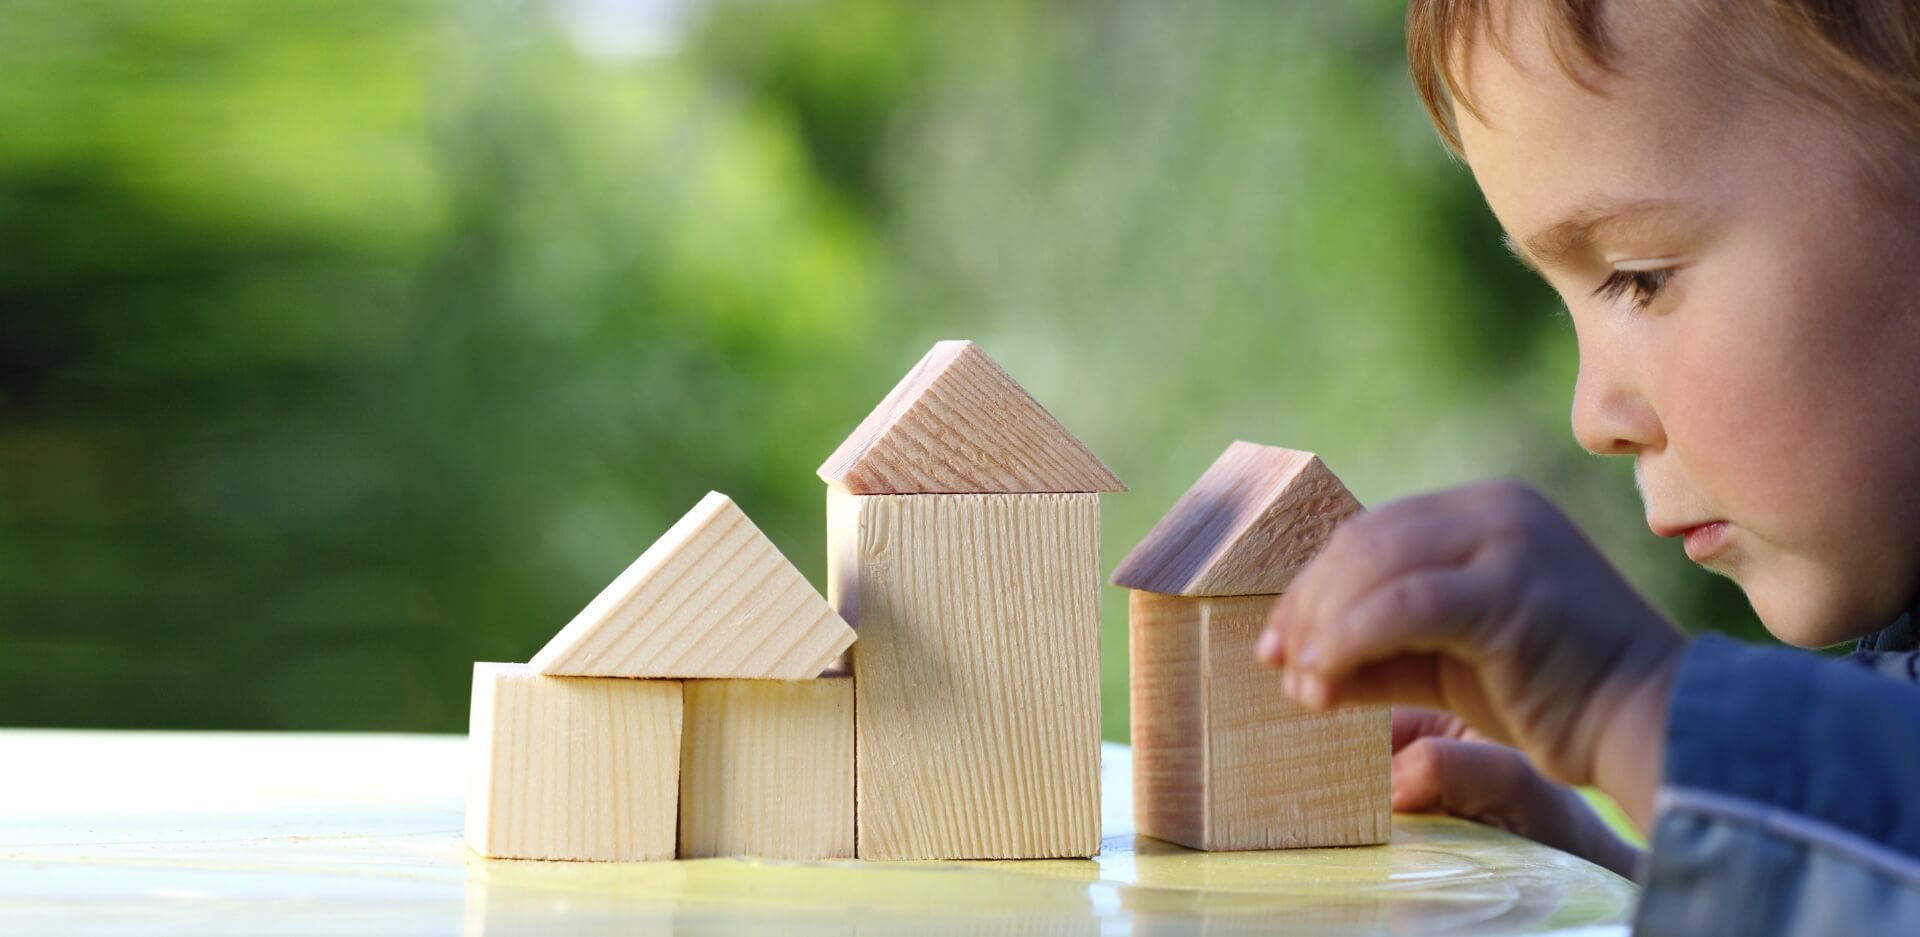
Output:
[1406,0,1920,158]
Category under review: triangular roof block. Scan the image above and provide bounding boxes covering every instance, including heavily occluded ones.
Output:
[1111,442,1363,597]
[530,492,855,679]
[818,340,1125,494]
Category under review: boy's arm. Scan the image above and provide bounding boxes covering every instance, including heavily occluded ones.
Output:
[1634,637,1920,935]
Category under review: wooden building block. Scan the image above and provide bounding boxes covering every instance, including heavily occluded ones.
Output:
[529,491,855,680]
[465,663,682,862]
[678,677,854,860]
[1110,441,1362,597]
[829,489,1103,859]
[817,340,1126,495]
[1130,591,1388,850]
[1119,441,1386,852]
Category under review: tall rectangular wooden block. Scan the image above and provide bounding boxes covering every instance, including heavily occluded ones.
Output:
[1130,591,1389,851]
[678,677,855,860]
[829,490,1103,860]
[465,663,682,862]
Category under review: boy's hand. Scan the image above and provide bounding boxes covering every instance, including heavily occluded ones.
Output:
[1256,480,1685,829]
[1392,707,1641,879]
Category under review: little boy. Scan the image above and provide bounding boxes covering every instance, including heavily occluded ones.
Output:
[1257,2,1920,934]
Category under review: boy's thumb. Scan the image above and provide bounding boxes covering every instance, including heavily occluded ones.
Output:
[1391,736,1529,819]
[1390,705,1467,751]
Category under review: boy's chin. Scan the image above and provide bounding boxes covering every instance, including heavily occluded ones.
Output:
[1743,569,1893,650]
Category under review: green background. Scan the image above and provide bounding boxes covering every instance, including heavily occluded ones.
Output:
[1,0,1759,744]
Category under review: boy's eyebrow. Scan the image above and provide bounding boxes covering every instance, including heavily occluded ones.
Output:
[1505,197,1694,273]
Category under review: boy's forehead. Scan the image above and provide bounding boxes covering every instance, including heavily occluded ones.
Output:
[1454,0,1730,145]
[1452,3,1741,245]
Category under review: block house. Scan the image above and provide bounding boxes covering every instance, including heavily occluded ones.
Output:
[467,491,856,862]
[1111,441,1390,851]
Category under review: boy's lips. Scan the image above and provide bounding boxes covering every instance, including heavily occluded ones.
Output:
[1682,522,1733,562]
[1650,518,1733,562]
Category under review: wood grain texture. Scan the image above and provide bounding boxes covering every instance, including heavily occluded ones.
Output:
[678,677,854,860]
[830,490,1103,859]
[465,663,682,862]
[1128,588,1206,849]
[1110,442,1363,597]
[1129,592,1389,851]
[817,340,1125,495]
[529,491,855,679]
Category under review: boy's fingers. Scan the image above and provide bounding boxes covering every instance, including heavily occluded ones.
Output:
[1264,488,1499,668]
[1390,705,1462,751]
[1288,567,1488,706]
[1389,737,1451,813]
[1390,736,1528,820]
[1279,511,1485,669]
[1342,657,1512,748]
[1314,655,1448,712]
[1257,591,1300,665]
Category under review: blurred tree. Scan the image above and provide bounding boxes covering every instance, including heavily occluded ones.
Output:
[0,0,1757,735]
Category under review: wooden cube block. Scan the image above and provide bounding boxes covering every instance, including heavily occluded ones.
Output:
[1129,590,1389,851]
[529,491,855,680]
[465,662,681,862]
[678,677,854,860]
[830,489,1103,859]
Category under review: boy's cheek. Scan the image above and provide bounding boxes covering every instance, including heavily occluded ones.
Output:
[1648,232,1920,634]
[1661,407,1895,646]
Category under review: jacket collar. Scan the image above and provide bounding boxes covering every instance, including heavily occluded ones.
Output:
[1856,604,1920,654]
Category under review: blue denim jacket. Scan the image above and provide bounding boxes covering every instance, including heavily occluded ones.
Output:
[1633,614,1920,935]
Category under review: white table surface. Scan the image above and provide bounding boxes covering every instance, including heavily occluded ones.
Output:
[0,730,1636,935]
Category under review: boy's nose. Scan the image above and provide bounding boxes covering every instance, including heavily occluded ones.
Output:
[1571,363,1663,457]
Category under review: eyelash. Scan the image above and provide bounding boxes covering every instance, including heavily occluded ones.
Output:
[1591,267,1674,311]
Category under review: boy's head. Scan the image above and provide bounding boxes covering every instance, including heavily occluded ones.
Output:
[1406,0,1920,648]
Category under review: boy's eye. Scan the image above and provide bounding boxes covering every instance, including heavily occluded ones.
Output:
[1591,267,1674,311]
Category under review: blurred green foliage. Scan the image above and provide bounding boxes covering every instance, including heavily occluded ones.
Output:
[0,0,1754,735]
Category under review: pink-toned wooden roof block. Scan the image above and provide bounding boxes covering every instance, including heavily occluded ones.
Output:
[1111,441,1362,596]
